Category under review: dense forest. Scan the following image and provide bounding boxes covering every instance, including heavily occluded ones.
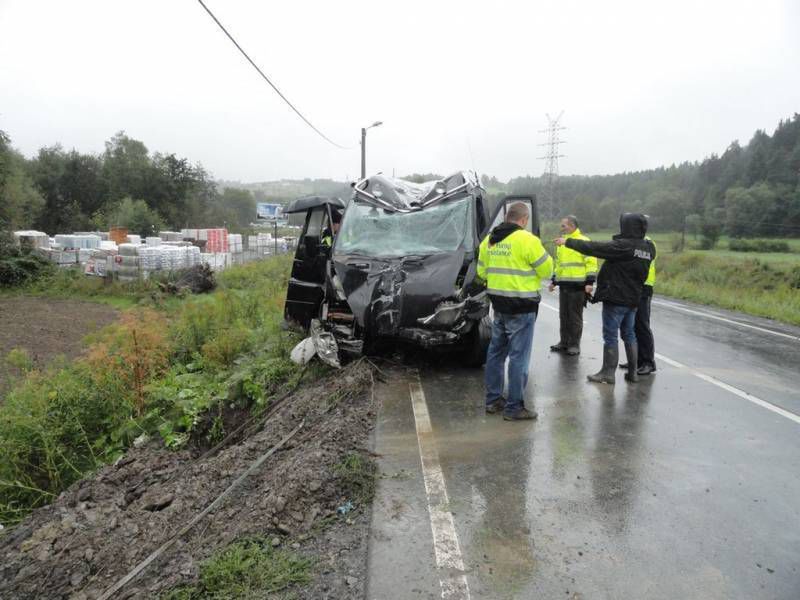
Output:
[500,113,800,239]
[2,114,799,239]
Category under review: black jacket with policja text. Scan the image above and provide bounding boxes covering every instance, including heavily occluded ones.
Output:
[565,213,656,308]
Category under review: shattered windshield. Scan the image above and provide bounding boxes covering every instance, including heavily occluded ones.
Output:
[336,197,473,258]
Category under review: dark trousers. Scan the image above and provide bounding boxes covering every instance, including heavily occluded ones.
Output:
[558,287,585,348]
[635,290,655,367]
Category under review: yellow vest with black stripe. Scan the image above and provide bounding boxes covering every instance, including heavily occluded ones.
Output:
[645,238,656,287]
[477,229,553,313]
[555,228,598,285]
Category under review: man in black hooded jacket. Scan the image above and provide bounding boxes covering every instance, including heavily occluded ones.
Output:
[554,213,655,384]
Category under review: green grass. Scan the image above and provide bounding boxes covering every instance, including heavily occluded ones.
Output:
[334,452,377,507]
[0,267,153,309]
[656,252,800,325]
[0,255,303,526]
[562,229,800,325]
[161,538,312,599]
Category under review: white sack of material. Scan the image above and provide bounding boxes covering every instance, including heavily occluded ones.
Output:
[290,337,316,365]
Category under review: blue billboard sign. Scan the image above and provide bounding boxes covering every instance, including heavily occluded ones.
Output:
[256,203,282,220]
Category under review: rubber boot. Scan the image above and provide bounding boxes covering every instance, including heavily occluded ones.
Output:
[624,342,639,382]
[588,345,617,384]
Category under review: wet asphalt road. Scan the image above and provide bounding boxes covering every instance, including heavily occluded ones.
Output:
[367,294,800,600]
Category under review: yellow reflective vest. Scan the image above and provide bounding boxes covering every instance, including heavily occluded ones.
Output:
[645,238,656,287]
[477,229,553,308]
[554,228,598,285]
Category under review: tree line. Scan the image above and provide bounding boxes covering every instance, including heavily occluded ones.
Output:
[0,131,258,236]
[2,114,799,240]
[500,113,800,241]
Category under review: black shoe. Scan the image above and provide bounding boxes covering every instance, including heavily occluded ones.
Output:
[550,343,568,353]
[637,364,655,376]
[565,346,580,356]
[618,362,629,370]
[486,397,506,414]
[503,407,538,421]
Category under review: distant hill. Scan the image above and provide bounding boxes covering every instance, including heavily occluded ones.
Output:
[216,179,352,205]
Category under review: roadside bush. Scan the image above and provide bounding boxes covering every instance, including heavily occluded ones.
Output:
[0,362,132,523]
[84,309,172,415]
[728,239,791,253]
[0,247,53,287]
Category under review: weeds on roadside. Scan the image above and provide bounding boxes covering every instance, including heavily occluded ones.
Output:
[0,256,300,526]
[161,537,312,599]
[334,452,377,507]
[657,253,800,325]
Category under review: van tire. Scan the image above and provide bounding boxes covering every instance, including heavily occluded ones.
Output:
[463,314,492,367]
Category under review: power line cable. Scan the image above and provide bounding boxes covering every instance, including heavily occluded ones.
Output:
[196,0,351,150]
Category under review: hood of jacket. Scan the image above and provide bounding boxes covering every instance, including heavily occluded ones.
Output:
[614,213,648,240]
[489,222,522,245]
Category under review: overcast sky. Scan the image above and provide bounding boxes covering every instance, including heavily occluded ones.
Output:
[2,0,799,183]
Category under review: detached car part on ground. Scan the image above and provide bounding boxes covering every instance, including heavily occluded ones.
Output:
[284,173,541,366]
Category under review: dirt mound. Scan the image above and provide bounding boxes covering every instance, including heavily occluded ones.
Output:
[0,363,376,599]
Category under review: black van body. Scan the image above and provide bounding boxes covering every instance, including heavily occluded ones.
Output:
[284,172,539,365]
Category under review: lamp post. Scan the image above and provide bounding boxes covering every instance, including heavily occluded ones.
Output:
[361,121,383,179]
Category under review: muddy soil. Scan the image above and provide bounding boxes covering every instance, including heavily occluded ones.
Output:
[0,362,377,600]
[0,297,119,398]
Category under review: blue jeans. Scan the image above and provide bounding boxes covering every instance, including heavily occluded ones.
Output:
[484,311,536,415]
[602,303,637,347]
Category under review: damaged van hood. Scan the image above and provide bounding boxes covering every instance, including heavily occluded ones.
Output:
[332,252,467,339]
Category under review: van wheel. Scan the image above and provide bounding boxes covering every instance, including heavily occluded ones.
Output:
[463,315,492,367]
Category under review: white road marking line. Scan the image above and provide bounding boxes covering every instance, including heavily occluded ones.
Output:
[540,302,558,313]
[541,297,587,322]
[652,299,800,342]
[409,375,471,600]
[542,299,800,425]
[654,353,800,425]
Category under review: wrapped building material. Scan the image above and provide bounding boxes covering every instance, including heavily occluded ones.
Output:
[54,234,101,250]
[127,234,142,245]
[109,227,128,244]
[136,246,162,271]
[13,231,50,250]
[145,237,162,247]
[228,233,243,253]
[159,231,184,242]
[118,243,139,256]
[43,249,80,266]
[205,228,229,253]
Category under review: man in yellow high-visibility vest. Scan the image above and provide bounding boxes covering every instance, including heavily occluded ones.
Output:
[548,215,598,355]
[477,202,553,420]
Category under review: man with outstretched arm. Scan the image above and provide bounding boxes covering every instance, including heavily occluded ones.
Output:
[554,213,655,385]
[620,237,657,375]
[548,215,598,355]
[477,202,553,420]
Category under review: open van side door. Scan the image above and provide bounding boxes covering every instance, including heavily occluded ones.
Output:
[284,203,335,328]
[483,195,540,238]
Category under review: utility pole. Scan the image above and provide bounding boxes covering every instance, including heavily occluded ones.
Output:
[360,121,383,179]
[537,111,567,222]
[361,128,366,179]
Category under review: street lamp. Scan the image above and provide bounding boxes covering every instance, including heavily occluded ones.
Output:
[361,121,383,179]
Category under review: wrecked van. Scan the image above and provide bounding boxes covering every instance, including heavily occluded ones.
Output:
[284,172,540,365]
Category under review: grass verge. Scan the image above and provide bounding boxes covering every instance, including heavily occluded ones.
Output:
[656,252,800,326]
[0,255,303,526]
[161,538,312,599]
